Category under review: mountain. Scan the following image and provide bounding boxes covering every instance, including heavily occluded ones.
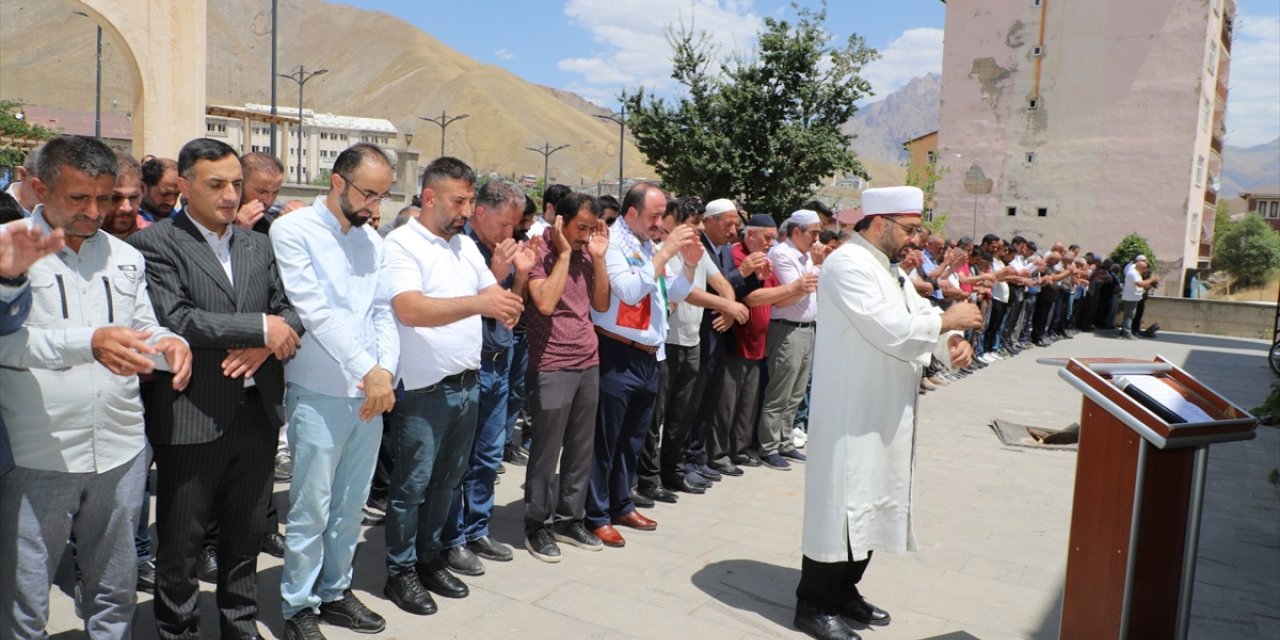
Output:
[0,0,652,187]
[844,73,941,168]
[1220,138,1280,197]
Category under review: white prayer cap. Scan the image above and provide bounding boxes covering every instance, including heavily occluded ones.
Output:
[786,209,821,227]
[1134,254,1148,262]
[861,186,924,217]
[705,198,737,217]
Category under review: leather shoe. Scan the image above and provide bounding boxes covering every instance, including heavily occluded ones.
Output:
[732,453,762,467]
[384,572,437,616]
[284,609,327,640]
[795,600,860,640]
[444,544,484,576]
[591,524,625,548]
[261,531,286,558]
[638,484,679,504]
[710,461,743,476]
[611,511,657,531]
[841,597,891,626]
[196,546,218,583]
[665,476,706,494]
[466,535,513,562]
[693,463,722,482]
[417,558,469,598]
[632,489,655,508]
[136,559,157,594]
[319,588,386,633]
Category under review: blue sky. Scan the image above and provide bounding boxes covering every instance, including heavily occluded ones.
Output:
[345,0,1278,145]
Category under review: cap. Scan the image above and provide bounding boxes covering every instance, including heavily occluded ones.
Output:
[861,186,924,217]
[705,198,737,217]
[746,213,777,228]
[786,209,821,227]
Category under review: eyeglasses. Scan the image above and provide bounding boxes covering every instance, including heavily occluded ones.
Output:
[337,173,392,205]
[883,216,925,236]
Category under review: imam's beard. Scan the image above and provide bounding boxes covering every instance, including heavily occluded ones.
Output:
[339,191,372,228]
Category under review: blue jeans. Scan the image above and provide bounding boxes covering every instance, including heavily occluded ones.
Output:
[385,373,479,576]
[506,331,530,450]
[445,354,510,547]
[280,384,381,619]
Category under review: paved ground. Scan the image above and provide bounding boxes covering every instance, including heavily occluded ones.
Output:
[45,331,1279,639]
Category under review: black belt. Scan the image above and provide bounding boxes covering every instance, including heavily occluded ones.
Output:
[481,350,508,362]
[771,319,816,329]
[439,369,479,386]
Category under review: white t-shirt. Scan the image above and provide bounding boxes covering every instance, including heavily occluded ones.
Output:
[382,218,498,388]
[1122,262,1144,302]
[666,250,720,347]
[991,258,1010,303]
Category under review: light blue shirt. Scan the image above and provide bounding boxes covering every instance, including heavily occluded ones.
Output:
[590,217,693,359]
[270,196,399,398]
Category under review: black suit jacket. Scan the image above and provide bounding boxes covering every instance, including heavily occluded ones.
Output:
[129,212,303,446]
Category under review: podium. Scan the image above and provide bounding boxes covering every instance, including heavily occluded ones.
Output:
[1054,356,1258,640]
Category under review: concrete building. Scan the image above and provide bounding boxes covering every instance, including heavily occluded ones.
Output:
[1240,190,1280,232]
[933,0,1235,291]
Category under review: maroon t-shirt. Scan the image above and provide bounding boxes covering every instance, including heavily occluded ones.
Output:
[524,243,600,372]
[731,242,779,361]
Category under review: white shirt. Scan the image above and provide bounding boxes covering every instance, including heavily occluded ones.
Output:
[991,258,1010,303]
[590,216,694,360]
[382,218,497,389]
[768,239,819,323]
[187,214,265,387]
[528,215,553,239]
[665,250,719,347]
[1122,262,1144,302]
[4,182,32,218]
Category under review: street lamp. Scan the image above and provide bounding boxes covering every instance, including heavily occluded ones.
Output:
[526,142,571,190]
[595,105,625,197]
[278,65,328,184]
[72,11,102,139]
[420,110,469,158]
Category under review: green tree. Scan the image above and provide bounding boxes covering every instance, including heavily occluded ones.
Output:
[1215,213,1280,288]
[622,1,879,216]
[0,100,55,167]
[1212,200,1232,248]
[906,159,948,229]
[1109,233,1158,270]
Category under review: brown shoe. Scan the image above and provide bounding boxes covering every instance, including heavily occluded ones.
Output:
[591,524,626,547]
[611,511,657,531]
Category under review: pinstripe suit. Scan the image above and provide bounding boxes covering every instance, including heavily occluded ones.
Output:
[130,212,303,640]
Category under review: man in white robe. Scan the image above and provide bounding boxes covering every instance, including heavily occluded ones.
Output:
[794,186,983,640]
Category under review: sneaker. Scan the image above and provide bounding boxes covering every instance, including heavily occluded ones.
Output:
[553,521,603,551]
[284,609,327,640]
[444,544,484,576]
[525,526,562,563]
[319,589,386,633]
[274,451,294,482]
[383,573,437,616]
[73,580,84,620]
[760,453,791,470]
[361,506,385,527]
[136,559,157,594]
[791,427,808,448]
[779,448,807,463]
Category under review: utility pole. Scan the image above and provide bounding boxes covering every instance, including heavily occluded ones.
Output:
[419,110,469,158]
[269,0,278,155]
[594,104,626,197]
[526,142,571,190]
[277,65,328,184]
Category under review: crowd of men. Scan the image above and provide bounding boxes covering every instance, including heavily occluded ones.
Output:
[0,135,1159,640]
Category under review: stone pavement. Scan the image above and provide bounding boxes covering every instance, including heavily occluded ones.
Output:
[44,331,1279,639]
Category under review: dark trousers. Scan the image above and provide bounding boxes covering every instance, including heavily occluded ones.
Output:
[507,331,531,450]
[153,390,275,640]
[585,337,658,529]
[1031,285,1057,342]
[523,367,599,532]
[684,329,726,469]
[796,549,874,614]
[983,298,1008,353]
[638,343,699,489]
[709,354,762,465]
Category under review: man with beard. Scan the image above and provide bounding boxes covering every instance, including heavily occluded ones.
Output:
[234,152,285,234]
[104,151,150,239]
[129,138,303,640]
[794,187,982,640]
[380,157,523,616]
[5,144,43,219]
[140,157,181,222]
[270,143,400,640]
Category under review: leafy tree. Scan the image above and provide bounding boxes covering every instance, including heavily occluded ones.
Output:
[1214,213,1280,288]
[622,1,879,216]
[0,100,55,167]
[906,159,948,229]
[1110,233,1158,270]
[1212,200,1232,248]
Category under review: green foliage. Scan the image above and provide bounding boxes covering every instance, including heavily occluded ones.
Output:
[1213,200,1232,248]
[923,212,949,235]
[1252,384,1280,426]
[0,100,55,168]
[1109,233,1158,271]
[622,1,879,215]
[1214,212,1280,288]
[906,159,948,227]
[310,171,332,187]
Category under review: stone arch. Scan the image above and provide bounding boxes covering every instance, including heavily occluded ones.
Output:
[68,0,207,157]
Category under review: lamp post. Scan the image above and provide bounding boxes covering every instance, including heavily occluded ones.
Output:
[269,0,278,156]
[72,12,102,139]
[526,142,570,190]
[595,105,625,197]
[278,65,328,184]
[419,110,469,158]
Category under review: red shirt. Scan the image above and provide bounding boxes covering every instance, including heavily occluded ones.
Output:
[731,242,778,360]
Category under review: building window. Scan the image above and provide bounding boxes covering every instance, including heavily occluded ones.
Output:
[1025,152,1036,165]
[926,151,937,163]
[1033,0,1041,6]
[1271,201,1279,219]
[1037,207,1048,217]
[1031,45,1043,56]
[1028,98,1039,110]
[1195,155,1205,188]
[1007,206,1017,217]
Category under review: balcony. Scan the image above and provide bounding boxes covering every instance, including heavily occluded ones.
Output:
[1204,189,1217,206]
[1216,78,1229,101]
[1211,135,1223,154]
[1221,17,1233,54]
[1199,241,1213,260]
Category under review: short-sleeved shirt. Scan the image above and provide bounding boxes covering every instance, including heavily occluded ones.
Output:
[382,218,497,389]
[524,242,599,372]
[666,250,719,347]
[1122,262,1144,302]
[731,242,779,360]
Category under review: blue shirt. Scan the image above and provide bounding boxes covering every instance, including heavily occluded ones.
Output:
[269,196,399,398]
[465,224,514,354]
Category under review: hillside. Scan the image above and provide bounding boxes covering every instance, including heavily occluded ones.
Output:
[1221,138,1280,197]
[844,73,941,167]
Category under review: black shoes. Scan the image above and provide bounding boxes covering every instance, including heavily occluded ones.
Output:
[795,600,859,640]
[196,546,218,583]
[780,449,808,463]
[842,597,891,626]
[319,589,386,633]
[637,484,679,504]
[553,520,603,551]
[632,489,656,508]
[384,572,437,616]
[693,463,722,482]
[732,453,762,467]
[525,526,562,563]
[665,476,707,495]
[467,535,513,562]
[710,461,743,476]
[284,610,327,640]
[503,445,529,466]
[444,544,485,576]
[418,558,469,598]
[760,453,792,470]
[136,559,156,594]
[262,531,286,558]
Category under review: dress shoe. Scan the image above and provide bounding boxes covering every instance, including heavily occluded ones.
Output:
[760,453,791,470]
[611,510,657,531]
[710,461,743,476]
[319,589,386,633]
[841,597,891,626]
[284,609,327,640]
[503,446,528,466]
[262,531,286,558]
[444,544,484,576]
[632,489,655,508]
[591,524,626,548]
[136,559,157,594]
[274,450,294,482]
[732,453,762,467]
[383,572,437,616]
[794,600,860,640]
[780,448,807,463]
[525,526,562,563]
[466,535,513,562]
[196,546,218,583]
[638,484,679,504]
[418,558,469,598]
[664,476,706,494]
[693,463,722,482]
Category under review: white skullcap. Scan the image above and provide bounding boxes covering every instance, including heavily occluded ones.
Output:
[704,198,737,217]
[786,209,821,227]
[861,186,924,217]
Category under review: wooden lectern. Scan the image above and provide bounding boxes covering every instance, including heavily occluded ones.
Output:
[1054,356,1258,640]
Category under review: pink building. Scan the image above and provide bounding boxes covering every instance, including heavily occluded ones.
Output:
[933,0,1234,292]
